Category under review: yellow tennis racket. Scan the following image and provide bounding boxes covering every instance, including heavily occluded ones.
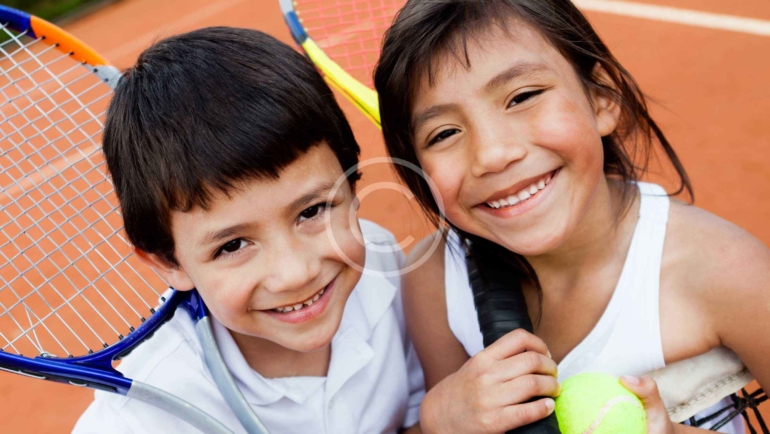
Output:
[278,0,404,127]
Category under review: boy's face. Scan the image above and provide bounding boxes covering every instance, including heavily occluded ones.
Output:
[410,21,620,256]
[158,144,364,353]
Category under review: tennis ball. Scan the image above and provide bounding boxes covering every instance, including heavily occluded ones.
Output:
[555,373,646,434]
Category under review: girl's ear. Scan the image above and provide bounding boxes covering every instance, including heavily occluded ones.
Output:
[133,248,195,291]
[589,63,622,137]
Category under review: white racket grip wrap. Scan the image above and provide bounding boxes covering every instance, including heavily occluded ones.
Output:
[650,346,754,422]
[196,318,270,434]
[126,381,235,434]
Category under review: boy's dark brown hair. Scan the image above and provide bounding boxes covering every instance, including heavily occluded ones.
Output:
[104,27,360,265]
[373,0,692,309]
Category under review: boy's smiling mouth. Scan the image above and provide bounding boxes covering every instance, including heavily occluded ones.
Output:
[262,277,337,324]
[271,286,327,313]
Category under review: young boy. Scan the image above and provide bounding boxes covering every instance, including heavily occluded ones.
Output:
[72,27,424,434]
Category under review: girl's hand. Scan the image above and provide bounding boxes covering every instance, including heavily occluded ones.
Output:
[621,375,678,434]
[420,329,559,434]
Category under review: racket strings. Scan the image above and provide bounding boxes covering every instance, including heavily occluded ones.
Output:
[295,0,403,87]
[0,25,165,359]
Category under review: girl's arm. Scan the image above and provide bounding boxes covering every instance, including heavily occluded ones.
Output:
[402,234,470,389]
[669,205,770,390]
[402,233,559,434]
[702,226,770,390]
[631,204,770,433]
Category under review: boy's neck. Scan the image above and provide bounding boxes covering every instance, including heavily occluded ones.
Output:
[230,330,332,379]
[524,177,640,297]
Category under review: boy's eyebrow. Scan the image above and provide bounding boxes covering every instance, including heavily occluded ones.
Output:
[483,62,552,94]
[199,223,253,248]
[288,181,337,212]
[197,182,338,248]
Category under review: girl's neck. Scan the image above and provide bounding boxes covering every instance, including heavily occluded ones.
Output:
[525,178,639,296]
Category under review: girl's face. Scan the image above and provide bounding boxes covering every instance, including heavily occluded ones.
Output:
[411,22,620,255]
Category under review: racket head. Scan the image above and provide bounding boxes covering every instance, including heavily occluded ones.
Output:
[279,0,405,127]
[0,5,201,391]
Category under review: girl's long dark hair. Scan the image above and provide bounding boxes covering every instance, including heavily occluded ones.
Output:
[374,0,693,322]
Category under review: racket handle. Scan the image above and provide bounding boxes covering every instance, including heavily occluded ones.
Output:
[466,254,562,434]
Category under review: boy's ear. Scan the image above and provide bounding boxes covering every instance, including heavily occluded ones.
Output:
[589,62,622,137]
[133,248,195,291]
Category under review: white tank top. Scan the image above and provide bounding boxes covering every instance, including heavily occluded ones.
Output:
[443,182,743,433]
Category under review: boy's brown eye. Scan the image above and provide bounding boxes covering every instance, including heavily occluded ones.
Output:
[222,239,242,253]
[299,204,324,221]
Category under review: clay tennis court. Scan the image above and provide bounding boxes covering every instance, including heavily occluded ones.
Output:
[0,0,767,431]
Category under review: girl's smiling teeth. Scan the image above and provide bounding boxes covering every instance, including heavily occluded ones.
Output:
[271,287,326,313]
[485,171,555,209]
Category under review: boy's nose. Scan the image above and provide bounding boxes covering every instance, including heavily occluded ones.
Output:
[261,241,322,294]
[469,127,527,178]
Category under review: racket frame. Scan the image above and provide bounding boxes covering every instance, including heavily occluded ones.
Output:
[0,6,267,433]
[279,0,382,126]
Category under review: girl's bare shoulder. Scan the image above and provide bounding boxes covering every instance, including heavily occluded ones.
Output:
[403,231,447,293]
[665,199,770,308]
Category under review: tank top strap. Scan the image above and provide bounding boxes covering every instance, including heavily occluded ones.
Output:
[444,230,485,358]
[637,182,670,224]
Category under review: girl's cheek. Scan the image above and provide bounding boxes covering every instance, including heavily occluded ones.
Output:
[421,155,465,207]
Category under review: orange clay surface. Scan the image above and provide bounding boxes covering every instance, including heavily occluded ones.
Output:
[0,0,767,431]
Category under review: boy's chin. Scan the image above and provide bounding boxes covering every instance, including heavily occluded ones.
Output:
[275,324,338,353]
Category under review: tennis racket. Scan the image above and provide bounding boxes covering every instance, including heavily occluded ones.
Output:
[278,0,404,127]
[278,1,561,432]
[0,6,268,434]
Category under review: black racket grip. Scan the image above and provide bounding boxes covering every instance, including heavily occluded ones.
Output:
[467,256,561,434]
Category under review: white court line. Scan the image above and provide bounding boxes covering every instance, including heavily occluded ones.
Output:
[574,0,770,37]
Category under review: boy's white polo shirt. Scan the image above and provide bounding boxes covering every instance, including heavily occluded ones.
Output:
[72,220,425,434]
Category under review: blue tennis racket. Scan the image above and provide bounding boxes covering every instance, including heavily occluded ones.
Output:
[0,6,268,433]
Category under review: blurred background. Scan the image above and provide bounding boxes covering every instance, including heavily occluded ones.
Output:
[1,0,768,431]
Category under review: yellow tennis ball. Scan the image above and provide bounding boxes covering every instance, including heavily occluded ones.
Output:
[555,373,646,434]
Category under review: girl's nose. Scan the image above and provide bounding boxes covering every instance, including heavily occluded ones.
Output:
[469,125,527,178]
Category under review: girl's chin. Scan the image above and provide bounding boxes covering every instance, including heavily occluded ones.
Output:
[488,228,567,257]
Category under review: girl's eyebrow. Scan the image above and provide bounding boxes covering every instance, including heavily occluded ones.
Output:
[412,63,552,133]
[483,62,552,94]
[412,103,458,134]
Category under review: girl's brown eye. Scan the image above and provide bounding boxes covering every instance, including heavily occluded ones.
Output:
[428,128,460,147]
[507,89,545,108]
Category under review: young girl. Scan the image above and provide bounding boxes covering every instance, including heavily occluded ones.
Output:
[374,0,769,433]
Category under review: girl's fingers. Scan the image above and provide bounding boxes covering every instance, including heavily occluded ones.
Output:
[499,373,561,406]
[483,329,551,361]
[495,398,556,432]
[491,350,558,382]
[620,375,665,411]
[621,375,676,434]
